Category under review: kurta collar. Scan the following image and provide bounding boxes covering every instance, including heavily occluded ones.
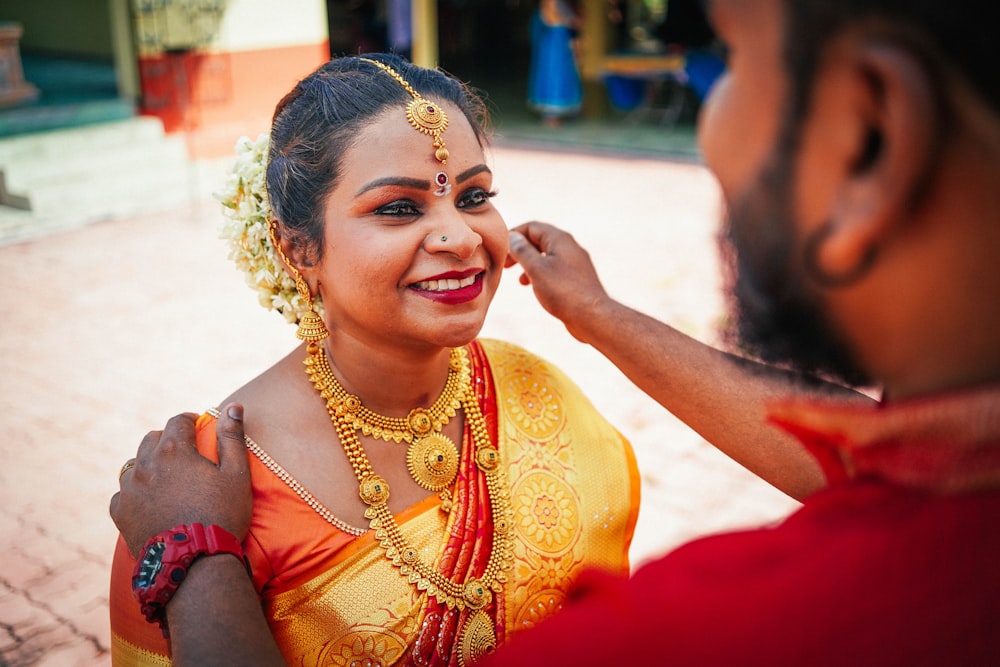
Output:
[766,384,1000,493]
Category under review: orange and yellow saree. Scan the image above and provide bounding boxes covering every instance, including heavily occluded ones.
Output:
[110,338,640,665]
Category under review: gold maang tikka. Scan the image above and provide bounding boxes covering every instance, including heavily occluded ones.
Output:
[361,58,450,164]
[268,220,329,342]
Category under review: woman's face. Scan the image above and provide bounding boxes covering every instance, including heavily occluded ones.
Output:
[312,105,507,352]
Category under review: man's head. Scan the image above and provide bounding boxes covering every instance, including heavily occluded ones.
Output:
[700,0,1000,396]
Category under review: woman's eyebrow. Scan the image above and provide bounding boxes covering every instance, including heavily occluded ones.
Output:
[355,176,430,196]
[355,166,491,195]
[455,165,492,184]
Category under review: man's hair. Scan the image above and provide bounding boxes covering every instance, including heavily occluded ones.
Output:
[781,1,997,139]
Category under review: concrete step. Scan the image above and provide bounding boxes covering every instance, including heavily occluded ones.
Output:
[0,117,200,245]
[1,126,187,188]
[0,116,172,163]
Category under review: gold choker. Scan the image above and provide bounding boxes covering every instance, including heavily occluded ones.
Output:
[303,342,514,665]
[323,347,468,443]
[306,346,470,492]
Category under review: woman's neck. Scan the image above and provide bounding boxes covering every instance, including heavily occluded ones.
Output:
[320,335,456,417]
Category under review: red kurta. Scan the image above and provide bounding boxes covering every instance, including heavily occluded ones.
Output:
[486,385,1000,666]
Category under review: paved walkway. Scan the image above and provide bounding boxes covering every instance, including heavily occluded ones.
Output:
[0,145,799,666]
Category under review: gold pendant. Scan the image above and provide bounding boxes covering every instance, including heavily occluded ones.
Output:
[407,433,459,492]
[407,407,434,436]
[359,475,391,506]
[463,579,491,609]
[457,609,497,667]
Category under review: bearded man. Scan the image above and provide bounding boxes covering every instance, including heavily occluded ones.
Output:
[493,0,1000,663]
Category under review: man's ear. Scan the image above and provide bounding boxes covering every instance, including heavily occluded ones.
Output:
[811,39,942,282]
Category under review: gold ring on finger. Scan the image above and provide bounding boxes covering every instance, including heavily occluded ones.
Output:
[118,458,137,481]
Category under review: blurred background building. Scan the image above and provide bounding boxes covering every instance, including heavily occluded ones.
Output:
[0,0,721,240]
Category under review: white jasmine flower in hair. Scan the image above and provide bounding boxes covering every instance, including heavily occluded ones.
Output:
[216,133,321,325]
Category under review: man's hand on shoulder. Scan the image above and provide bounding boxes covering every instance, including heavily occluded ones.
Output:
[110,403,253,557]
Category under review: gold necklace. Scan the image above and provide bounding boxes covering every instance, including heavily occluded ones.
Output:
[303,342,514,666]
[306,346,471,492]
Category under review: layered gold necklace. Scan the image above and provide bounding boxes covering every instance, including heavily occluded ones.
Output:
[303,342,515,665]
[315,345,470,492]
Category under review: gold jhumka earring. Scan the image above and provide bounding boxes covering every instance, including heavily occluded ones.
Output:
[361,58,450,164]
[268,220,329,342]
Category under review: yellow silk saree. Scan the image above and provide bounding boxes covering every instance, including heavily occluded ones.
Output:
[110,339,640,666]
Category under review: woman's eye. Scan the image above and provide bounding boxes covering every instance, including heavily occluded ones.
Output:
[457,188,497,209]
[375,200,420,217]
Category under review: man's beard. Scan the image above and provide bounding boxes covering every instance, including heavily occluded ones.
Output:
[719,154,871,388]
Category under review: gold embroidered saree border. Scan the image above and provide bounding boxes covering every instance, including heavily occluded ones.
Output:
[111,632,172,666]
[265,504,451,662]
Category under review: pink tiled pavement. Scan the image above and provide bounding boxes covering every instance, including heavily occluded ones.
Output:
[0,146,798,665]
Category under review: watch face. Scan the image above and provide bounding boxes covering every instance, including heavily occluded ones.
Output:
[133,540,166,591]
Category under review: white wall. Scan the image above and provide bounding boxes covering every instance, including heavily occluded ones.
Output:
[213,0,328,51]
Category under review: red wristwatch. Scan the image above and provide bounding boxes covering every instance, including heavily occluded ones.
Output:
[131,523,249,636]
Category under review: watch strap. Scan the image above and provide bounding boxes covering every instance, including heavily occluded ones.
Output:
[132,523,249,636]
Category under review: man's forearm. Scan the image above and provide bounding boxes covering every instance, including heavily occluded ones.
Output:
[166,555,285,666]
[577,298,868,500]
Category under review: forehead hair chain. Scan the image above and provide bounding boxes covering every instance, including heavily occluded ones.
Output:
[360,58,450,164]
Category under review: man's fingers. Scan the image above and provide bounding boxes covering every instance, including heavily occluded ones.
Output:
[509,226,556,274]
[508,232,541,286]
[509,221,576,267]
[135,428,163,460]
[216,403,250,476]
[508,230,539,264]
[512,221,561,250]
[160,412,199,447]
[503,242,521,269]
[109,491,120,520]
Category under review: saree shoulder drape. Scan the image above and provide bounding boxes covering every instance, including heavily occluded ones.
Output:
[110,339,640,666]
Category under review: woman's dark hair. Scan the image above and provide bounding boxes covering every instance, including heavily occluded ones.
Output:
[266,53,491,265]
[778,0,997,156]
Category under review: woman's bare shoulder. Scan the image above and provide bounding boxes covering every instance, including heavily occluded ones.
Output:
[216,345,318,441]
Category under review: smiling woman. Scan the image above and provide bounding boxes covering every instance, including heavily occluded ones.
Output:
[108,53,640,666]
